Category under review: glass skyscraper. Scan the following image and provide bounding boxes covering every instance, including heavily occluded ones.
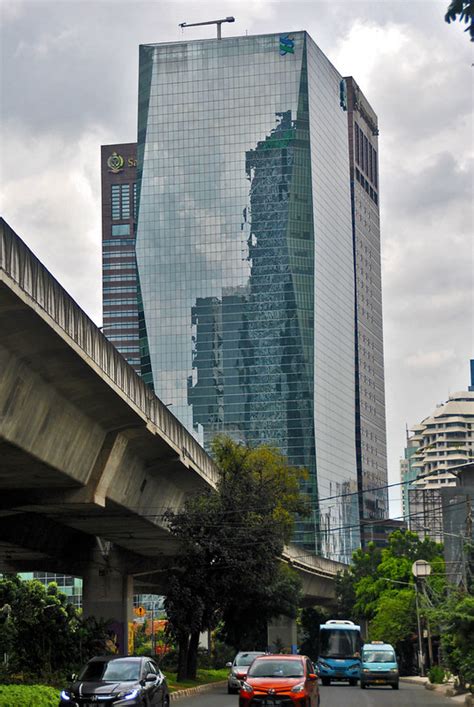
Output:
[135,31,385,563]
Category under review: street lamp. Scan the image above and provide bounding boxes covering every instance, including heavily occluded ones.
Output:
[412,560,431,677]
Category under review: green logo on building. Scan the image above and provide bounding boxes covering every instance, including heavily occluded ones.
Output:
[279,35,295,55]
[107,152,124,174]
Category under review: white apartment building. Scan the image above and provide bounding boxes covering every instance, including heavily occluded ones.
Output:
[404,390,474,541]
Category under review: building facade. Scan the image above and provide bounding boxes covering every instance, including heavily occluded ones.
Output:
[403,381,474,542]
[135,32,387,562]
[101,143,141,374]
[345,77,389,544]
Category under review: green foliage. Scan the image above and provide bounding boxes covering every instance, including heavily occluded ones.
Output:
[0,575,112,681]
[164,436,309,680]
[445,0,474,41]
[369,589,416,645]
[164,668,229,693]
[219,563,302,650]
[428,665,447,684]
[133,621,152,656]
[0,684,60,707]
[430,593,474,688]
[335,530,446,669]
[298,606,330,660]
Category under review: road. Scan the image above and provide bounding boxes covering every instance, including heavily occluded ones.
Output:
[176,682,457,706]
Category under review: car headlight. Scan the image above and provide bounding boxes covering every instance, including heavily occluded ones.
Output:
[241,681,253,693]
[390,668,399,673]
[318,661,330,669]
[118,688,140,701]
[291,682,305,693]
[60,691,72,702]
[362,668,370,673]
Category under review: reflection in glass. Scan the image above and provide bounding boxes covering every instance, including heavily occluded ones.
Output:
[136,32,361,562]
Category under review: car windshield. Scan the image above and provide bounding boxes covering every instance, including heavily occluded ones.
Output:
[79,659,141,682]
[236,653,263,666]
[363,650,395,663]
[248,660,304,678]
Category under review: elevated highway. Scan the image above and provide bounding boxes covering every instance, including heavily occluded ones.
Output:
[0,218,344,650]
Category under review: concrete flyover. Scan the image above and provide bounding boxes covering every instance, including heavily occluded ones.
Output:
[0,218,344,651]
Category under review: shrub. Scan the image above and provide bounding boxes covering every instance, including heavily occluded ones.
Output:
[428,665,446,684]
[0,685,60,707]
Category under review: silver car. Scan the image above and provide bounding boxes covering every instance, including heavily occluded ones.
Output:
[226,651,266,694]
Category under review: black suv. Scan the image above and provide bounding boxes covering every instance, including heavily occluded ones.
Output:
[59,656,169,706]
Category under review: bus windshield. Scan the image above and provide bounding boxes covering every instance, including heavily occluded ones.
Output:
[320,628,360,658]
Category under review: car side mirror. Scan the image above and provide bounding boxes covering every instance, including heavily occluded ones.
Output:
[226,662,232,668]
[145,673,158,682]
[308,673,318,681]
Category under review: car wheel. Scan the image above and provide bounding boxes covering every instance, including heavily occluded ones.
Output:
[360,682,366,689]
[162,696,170,706]
[228,685,237,694]
[349,678,357,686]
[321,677,330,686]
[392,682,399,690]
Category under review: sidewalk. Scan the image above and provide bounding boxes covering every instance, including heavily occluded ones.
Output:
[401,677,473,705]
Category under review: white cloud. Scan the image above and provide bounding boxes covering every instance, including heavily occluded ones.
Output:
[0,124,107,323]
[405,349,457,370]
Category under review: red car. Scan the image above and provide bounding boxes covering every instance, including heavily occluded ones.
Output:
[239,653,320,706]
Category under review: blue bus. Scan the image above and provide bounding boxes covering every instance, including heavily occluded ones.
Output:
[316,620,362,686]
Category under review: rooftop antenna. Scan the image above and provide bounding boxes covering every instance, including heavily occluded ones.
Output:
[179,16,235,40]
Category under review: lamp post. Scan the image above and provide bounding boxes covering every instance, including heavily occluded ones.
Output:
[412,560,431,677]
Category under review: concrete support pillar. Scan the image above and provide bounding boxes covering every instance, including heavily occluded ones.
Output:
[267,615,298,654]
[81,542,134,655]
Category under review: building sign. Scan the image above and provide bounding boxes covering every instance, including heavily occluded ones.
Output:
[279,35,294,56]
[107,153,137,172]
[107,152,125,174]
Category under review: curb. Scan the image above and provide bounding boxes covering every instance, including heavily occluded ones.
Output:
[170,680,227,702]
[401,677,429,685]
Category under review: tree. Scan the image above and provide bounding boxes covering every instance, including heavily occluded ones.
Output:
[430,593,474,688]
[298,606,330,661]
[334,530,446,670]
[370,589,416,646]
[445,1,474,41]
[219,563,302,651]
[164,436,309,680]
[0,575,111,679]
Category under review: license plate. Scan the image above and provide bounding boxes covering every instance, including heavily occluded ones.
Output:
[262,701,278,706]
[374,679,386,684]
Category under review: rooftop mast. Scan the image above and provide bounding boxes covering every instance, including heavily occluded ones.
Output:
[178,16,235,40]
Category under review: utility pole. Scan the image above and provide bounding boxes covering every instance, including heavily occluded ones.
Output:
[412,560,432,676]
[179,17,235,40]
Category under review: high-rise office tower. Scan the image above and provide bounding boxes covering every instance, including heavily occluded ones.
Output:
[101,143,140,373]
[135,31,387,562]
[345,78,389,543]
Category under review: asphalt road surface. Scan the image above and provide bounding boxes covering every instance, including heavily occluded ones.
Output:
[176,682,457,706]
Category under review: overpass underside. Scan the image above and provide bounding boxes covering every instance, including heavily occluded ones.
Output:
[0,218,342,652]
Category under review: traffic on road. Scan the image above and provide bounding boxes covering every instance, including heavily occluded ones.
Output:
[175,681,457,706]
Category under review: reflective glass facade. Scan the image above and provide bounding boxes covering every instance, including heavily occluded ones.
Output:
[136,32,361,562]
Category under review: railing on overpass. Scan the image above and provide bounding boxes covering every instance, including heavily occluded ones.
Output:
[283,544,347,579]
[0,218,218,487]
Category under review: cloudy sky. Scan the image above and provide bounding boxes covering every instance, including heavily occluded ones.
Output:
[1,0,472,516]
